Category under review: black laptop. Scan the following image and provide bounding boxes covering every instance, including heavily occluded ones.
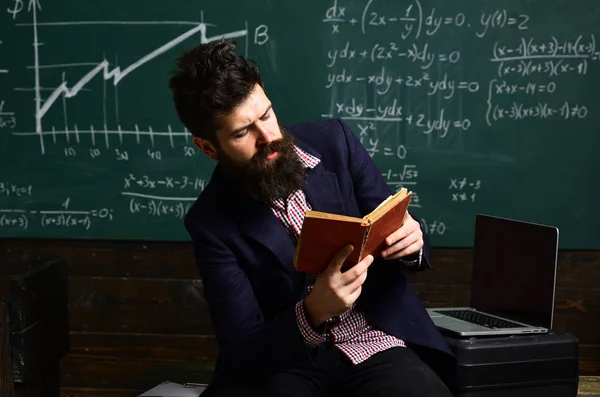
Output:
[427,214,559,336]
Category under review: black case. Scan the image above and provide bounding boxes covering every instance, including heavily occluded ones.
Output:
[444,332,579,397]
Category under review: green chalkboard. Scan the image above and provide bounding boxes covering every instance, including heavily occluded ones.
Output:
[1,0,599,248]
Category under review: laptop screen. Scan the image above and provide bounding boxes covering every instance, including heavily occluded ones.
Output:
[470,214,559,329]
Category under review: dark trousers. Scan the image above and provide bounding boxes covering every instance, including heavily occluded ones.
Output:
[205,345,453,397]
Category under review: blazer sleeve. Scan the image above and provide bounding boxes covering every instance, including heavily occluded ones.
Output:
[337,117,431,271]
[185,219,315,380]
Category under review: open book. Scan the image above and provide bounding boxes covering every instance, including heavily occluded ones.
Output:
[293,188,412,273]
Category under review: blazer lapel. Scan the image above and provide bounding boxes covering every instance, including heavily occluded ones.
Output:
[239,198,298,275]
[293,136,346,215]
[303,162,345,216]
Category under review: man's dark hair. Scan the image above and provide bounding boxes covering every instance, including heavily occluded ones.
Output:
[169,40,263,143]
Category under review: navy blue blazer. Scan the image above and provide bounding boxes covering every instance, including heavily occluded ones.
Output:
[185,118,454,385]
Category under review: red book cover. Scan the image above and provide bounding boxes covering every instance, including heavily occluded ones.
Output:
[293,216,367,273]
[361,192,412,259]
[293,190,412,273]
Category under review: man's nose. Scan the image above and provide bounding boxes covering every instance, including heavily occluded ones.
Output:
[255,123,274,145]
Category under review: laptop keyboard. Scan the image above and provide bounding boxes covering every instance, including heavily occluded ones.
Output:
[434,309,524,329]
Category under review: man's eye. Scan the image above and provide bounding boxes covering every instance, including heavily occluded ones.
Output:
[260,112,271,121]
[234,130,248,139]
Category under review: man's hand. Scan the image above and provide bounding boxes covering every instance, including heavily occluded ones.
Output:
[304,245,374,328]
[380,212,423,260]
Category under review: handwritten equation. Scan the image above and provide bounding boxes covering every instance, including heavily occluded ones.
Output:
[322,0,599,136]
[123,174,206,192]
[486,100,588,126]
[0,207,114,230]
[0,182,32,197]
[323,0,529,38]
[122,174,201,219]
[327,68,480,99]
[326,41,460,69]
[334,100,471,137]
[128,198,191,220]
[449,177,482,203]
[420,218,447,236]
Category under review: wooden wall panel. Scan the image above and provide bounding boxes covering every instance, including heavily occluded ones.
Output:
[0,238,598,397]
[68,278,211,334]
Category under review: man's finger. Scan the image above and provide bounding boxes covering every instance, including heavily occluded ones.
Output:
[387,242,421,260]
[346,268,369,294]
[328,244,354,273]
[341,254,373,284]
[382,232,419,257]
[345,285,363,307]
[385,225,410,246]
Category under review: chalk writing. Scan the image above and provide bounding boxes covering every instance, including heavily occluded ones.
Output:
[0,212,28,229]
[41,209,113,230]
[487,100,588,126]
[324,0,529,38]
[326,41,460,69]
[0,101,16,129]
[123,174,206,192]
[0,182,32,197]
[128,198,191,219]
[326,69,479,99]
[491,35,598,61]
[420,218,447,236]
[1,0,598,246]
[335,100,471,137]
[496,59,589,77]
[0,206,113,230]
[449,177,482,203]
[381,166,422,208]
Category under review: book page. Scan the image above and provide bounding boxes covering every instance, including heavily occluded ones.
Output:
[373,195,393,211]
[305,210,364,223]
[139,381,206,396]
[366,188,408,223]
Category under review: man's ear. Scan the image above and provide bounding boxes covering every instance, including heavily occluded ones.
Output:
[193,137,218,161]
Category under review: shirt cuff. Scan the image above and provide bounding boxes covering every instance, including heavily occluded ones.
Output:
[295,300,327,347]
[399,248,422,267]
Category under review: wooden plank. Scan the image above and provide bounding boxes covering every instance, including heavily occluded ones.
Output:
[581,345,600,375]
[67,276,600,346]
[61,388,141,397]
[59,349,599,392]
[60,358,213,391]
[417,249,600,290]
[68,278,212,335]
[552,289,600,345]
[61,332,599,392]
[67,332,599,375]
[2,239,600,287]
[0,239,196,279]
[67,332,218,365]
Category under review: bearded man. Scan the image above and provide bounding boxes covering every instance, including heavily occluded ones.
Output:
[169,40,455,397]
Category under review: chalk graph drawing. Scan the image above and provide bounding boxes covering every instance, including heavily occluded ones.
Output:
[12,0,250,154]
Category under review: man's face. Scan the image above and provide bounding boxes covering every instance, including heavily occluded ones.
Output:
[195,84,306,202]
[214,84,282,167]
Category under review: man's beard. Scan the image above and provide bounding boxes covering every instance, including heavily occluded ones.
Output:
[219,127,307,203]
